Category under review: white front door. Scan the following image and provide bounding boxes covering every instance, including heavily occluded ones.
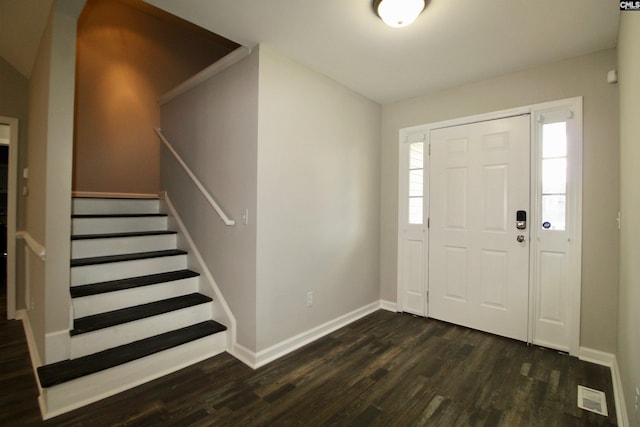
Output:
[428,115,530,341]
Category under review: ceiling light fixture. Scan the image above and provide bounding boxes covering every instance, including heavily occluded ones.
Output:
[373,0,426,28]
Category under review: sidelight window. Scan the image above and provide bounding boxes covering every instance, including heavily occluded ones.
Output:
[540,121,567,230]
[408,142,424,224]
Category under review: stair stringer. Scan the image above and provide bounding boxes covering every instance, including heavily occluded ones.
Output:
[160,192,237,353]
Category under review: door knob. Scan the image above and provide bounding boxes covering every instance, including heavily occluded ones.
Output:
[517,235,525,243]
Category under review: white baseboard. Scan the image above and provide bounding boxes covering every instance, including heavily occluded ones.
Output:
[16,309,47,419]
[579,347,615,366]
[579,347,629,427]
[233,301,381,369]
[72,191,159,199]
[17,310,42,368]
[380,300,398,312]
[229,342,256,369]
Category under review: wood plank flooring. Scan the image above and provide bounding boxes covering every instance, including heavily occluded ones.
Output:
[1,298,617,426]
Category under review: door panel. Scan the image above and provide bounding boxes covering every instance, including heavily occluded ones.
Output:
[429,115,530,341]
[444,246,467,301]
[402,238,426,315]
[480,249,508,309]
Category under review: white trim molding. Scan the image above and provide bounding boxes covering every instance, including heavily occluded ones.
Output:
[161,192,237,350]
[159,46,252,105]
[72,191,159,199]
[232,301,383,369]
[16,309,42,368]
[579,347,629,427]
[229,342,256,369]
[380,300,398,312]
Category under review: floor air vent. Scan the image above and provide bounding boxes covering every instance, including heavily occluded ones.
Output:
[577,385,608,416]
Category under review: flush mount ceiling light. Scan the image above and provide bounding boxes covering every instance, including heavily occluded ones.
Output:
[373,0,426,28]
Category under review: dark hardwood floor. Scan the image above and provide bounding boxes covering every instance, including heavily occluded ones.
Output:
[1,293,617,426]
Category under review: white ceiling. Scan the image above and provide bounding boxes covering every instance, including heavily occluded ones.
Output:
[144,0,620,103]
[0,0,620,103]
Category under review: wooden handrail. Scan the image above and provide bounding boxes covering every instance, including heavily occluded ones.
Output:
[154,128,235,226]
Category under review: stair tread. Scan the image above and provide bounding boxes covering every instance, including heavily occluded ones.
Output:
[71,249,187,267]
[71,270,200,298]
[71,230,177,240]
[38,320,226,388]
[72,213,167,218]
[72,293,212,335]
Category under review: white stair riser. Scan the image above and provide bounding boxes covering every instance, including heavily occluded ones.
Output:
[72,277,199,318]
[72,217,168,235]
[70,303,213,358]
[72,234,177,258]
[41,332,227,419]
[71,255,187,286]
[72,198,160,215]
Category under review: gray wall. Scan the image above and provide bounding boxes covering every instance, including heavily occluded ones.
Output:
[381,49,619,353]
[255,47,381,351]
[617,13,640,424]
[160,49,260,350]
[25,0,84,363]
[160,46,381,354]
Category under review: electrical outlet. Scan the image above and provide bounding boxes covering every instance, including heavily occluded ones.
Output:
[306,291,313,307]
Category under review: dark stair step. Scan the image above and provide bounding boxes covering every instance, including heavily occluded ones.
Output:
[71,270,200,298]
[71,249,187,267]
[38,320,226,388]
[72,213,167,218]
[71,293,212,336]
[71,230,177,241]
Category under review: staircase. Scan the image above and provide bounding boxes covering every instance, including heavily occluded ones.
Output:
[36,196,228,417]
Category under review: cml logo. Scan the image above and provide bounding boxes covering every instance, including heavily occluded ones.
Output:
[620,1,640,10]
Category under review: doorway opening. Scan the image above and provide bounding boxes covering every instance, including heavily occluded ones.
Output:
[397,98,583,355]
[0,117,19,320]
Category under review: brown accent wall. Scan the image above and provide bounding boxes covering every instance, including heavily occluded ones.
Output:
[74,0,238,194]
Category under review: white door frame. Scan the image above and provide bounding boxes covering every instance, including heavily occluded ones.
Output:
[0,116,19,320]
[397,97,582,356]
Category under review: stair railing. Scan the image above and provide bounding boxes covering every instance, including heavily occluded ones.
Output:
[154,128,235,226]
[16,231,46,260]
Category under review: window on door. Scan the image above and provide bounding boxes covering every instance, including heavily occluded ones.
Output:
[408,142,424,225]
[541,121,567,231]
